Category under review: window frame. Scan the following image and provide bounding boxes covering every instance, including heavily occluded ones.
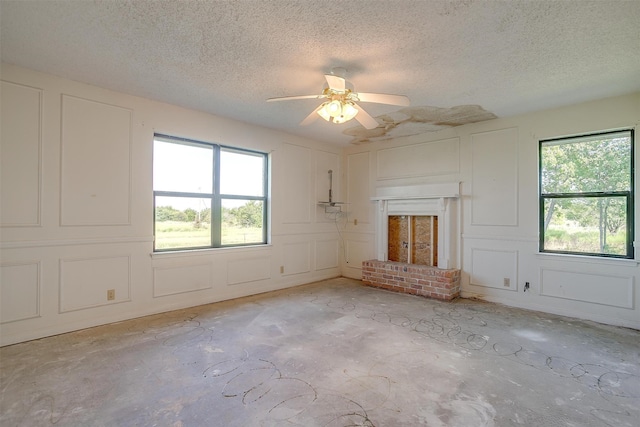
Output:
[153,134,268,252]
[538,129,635,259]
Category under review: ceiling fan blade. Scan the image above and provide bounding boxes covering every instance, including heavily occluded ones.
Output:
[300,104,323,126]
[356,92,410,106]
[353,103,379,129]
[324,74,346,92]
[267,94,323,102]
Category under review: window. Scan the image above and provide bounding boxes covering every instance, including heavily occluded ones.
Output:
[539,129,634,258]
[153,134,268,251]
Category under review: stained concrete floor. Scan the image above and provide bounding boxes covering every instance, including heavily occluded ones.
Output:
[1,278,639,427]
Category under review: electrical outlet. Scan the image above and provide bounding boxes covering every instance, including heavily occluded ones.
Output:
[503,278,510,287]
[524,282,530,292]
[354,219,358,226]
[280,266,284,274]
[107,289,115,301]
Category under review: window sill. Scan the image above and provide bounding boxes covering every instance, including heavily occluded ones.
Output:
[536,252,639,266]
[151,244,272,259]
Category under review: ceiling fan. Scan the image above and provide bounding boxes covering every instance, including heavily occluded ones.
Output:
[267,68,410,129]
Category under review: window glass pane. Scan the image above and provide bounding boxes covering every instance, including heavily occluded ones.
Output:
[543,197,627,256]
[220,149,264,196]
[155,196,211,250]
[221,199,264,245]
[541,133,631,194]
[154,139,213,193]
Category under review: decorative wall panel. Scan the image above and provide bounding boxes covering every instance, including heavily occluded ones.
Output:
[316,150,340,221]
[60,95,132,225]
[60,256,130,312]
[345,239,373,269]
[282,143,311,224]
[347,152,371,224]
[282,241,310,275]
[1,81,42,226]
[470,248,518,291]
[0,262,40,323]
[540,268,633,309]
[376,137,459,179]
[227,257,271,285]
[153,263,212,297]
[471,128,518,226]
[315,239,339,270]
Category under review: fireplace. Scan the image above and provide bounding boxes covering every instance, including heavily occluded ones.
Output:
[362,183,461,300]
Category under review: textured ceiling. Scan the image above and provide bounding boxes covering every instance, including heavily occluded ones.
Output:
[2,0,639,146]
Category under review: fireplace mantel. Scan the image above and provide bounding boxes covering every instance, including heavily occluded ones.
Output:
[371,182,460,269]
[371,182,460,201]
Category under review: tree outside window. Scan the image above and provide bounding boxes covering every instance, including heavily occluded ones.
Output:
[539,130,634,258]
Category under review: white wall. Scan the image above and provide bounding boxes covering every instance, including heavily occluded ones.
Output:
[342,92,640,329]
[0,64,343,346]
[2,63,638,346]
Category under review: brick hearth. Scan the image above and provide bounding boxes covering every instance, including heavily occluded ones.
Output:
[362,259,460,301]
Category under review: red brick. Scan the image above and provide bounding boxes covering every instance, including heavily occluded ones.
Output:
[362,259,460,301]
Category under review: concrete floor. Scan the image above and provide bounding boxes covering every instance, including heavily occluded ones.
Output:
[1,278,639,427]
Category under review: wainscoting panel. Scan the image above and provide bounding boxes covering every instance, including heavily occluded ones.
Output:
[315,239,339,270]
[376,137,459,180]
[153,263,212,297]
[470,248,518,291]
[227,257,271,285]
[60,95,132,225]
[0,261,40,323]
[0,80,42,226]
[60,256,130,312]
[345,239,374,270]
[282,241,311,276]
[471,128,518,226]
[540,268,634,309]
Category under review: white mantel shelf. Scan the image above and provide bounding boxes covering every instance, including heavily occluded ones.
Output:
[371,182,460,201]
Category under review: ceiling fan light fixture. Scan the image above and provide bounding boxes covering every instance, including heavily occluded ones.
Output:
[326,100,343,116]
[317,102,332,121]
[318,99,359,124]
[318,99,344,122]
[333,102,358,124]
[342,101,358,120]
